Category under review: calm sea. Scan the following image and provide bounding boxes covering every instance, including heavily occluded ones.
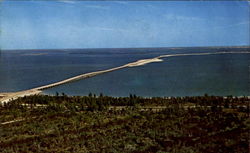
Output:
[0,47,249,97]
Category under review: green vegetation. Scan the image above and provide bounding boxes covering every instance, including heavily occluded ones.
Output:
[0,94,249,153]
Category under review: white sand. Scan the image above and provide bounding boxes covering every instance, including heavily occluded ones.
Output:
[126,58,163,67]
[0,90,42,104]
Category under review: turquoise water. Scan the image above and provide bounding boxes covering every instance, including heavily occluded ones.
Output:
[1,47,249,97]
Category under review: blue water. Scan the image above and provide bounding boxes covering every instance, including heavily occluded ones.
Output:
[0,49,161,92]
[0,47,249,97]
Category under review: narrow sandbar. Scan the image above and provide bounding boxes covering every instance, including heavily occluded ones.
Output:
[1,51,249,104]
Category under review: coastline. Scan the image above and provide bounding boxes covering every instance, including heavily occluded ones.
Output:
[0,90,42,104]
[1,51,249,104]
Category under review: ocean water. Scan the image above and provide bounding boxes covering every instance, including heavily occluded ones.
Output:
[0,48,163,92]
[0,47,249,97]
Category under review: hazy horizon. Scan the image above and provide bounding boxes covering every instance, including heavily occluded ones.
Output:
[1,45,250,51]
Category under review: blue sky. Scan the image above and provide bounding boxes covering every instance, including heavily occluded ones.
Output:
[1,1,249,49]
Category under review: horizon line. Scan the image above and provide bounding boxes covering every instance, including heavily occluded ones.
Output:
[1,45,250,51]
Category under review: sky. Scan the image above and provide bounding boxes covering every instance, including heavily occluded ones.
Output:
[1,0,249,50]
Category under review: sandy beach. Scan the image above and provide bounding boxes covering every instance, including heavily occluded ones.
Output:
[0,90,42,104]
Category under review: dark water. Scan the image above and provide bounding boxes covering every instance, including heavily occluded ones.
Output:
[0,47,249,97]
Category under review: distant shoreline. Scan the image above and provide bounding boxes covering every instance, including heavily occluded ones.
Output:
[1,46,249,52]
[1,51,250,103]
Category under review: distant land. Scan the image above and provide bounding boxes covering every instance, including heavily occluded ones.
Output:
[1,46,249,52]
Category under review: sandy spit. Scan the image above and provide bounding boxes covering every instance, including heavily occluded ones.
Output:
[0,51,249,104]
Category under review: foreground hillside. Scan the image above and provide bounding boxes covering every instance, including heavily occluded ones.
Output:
[0,94,249,153]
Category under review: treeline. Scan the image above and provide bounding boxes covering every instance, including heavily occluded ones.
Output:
[0,94,249,153]
[2,93,249,110]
